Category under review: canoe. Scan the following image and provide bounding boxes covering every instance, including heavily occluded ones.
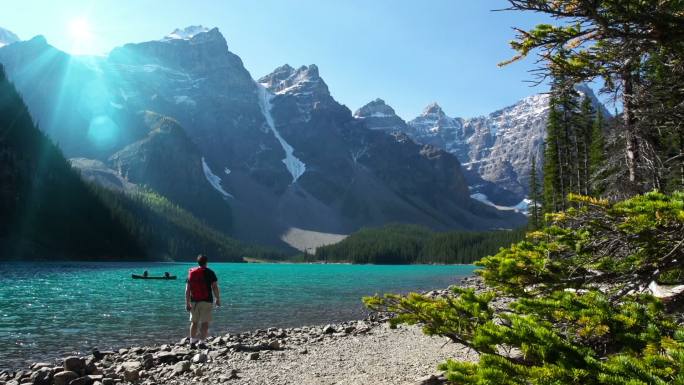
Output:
[131,274,177,280]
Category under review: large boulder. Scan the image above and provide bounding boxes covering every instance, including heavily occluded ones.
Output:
[53,371,79,385]
[120,362,141,382]
[63,357,85,375]
[29,367,53,385]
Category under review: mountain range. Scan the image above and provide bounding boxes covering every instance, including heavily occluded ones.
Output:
[0,25,584,251]
[355,86,608,205]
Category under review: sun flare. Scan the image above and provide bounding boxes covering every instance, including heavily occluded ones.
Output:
[66,17,96,55]
[68,17,92,42]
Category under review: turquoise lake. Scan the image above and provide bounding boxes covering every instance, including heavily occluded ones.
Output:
[0,262,475,368]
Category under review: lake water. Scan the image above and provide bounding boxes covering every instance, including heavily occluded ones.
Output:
[0,262,475,369]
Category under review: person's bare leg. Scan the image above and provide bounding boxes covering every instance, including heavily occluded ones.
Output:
[190,322,198,340]
[200,322,209,340]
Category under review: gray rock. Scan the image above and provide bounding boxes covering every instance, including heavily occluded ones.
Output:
[123,369,138,383]
[217,369,238,382]
[414,374,446,385]
[191,353,207,364]
[267,340,281,350]
[154,351,177,364]
[53,371,78,385]
[63,357,85,374]
[120,362,141,372]
[120,362,141,382]
[171,348,191,357]
[142,357,155,370]
[68,376,93,385]
[247,352,259,361]
[208,348,229,359]
[322,325,335,334]
[91,350,103,361]
[172,361,191,376]
[29,363,51,371]
[29,368,52,385]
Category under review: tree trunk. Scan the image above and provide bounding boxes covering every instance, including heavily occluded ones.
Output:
[622,67,639,184]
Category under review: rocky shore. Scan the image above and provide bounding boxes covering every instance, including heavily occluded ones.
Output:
[2,278,484,385]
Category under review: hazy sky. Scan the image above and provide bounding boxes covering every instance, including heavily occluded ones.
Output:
[2,0,554,119]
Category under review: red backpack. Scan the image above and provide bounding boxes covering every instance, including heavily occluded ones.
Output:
[188,267,210,301]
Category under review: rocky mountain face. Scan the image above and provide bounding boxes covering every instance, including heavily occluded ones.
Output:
[107,111,233,232]
[356,99,522,206]
[358,87,606,205]
[0,27,18,47]
[0,26,525,248]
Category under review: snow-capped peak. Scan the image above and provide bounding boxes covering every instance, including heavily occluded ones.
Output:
[354,98,398,119]
[422,102,445,117]
[258,64,327,96]
[163,25,210,41]
[0,27,20,48]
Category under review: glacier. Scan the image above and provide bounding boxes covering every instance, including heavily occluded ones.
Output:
[201,157,233,198]
[256,83,306,183]
[471,193,529,214]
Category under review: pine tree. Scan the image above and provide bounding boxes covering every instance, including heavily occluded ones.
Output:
[528,155,541,229]
[502,0,684,188]
[577,97,595,195]
[543,104,562,212]
[365,192,684,384]
[589,110,605,194]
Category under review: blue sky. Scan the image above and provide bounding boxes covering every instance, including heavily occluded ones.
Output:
[2,0,555,119]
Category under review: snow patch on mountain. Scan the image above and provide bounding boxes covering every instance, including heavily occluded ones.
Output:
[471,193,530,213]
[163,25,210,41]
[256,84,306,183]
[201,157,233,198]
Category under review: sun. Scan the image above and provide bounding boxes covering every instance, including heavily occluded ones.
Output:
[68,18,92,41]
[67,17,97,55]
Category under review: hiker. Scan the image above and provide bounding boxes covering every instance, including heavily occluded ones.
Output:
[185,254,220,347]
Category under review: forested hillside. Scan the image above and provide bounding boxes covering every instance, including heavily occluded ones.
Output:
[0,64,143,259]
[93,187,285,261]
[0,64,279,261]
[314,224,525,264]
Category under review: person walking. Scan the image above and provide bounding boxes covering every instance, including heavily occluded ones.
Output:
[185,254,220,347]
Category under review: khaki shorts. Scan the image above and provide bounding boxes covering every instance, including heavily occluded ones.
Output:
[189,301,213,323]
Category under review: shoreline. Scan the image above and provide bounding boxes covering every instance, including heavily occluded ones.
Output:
[2,277,482,385]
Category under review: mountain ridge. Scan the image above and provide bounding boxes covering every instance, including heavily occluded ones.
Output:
[0,25,527,249]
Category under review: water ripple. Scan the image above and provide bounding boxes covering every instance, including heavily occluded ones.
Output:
[0,262,473,369]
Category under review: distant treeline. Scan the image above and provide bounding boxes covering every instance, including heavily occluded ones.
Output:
[93,187,289,262]
[312,224,526,264]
